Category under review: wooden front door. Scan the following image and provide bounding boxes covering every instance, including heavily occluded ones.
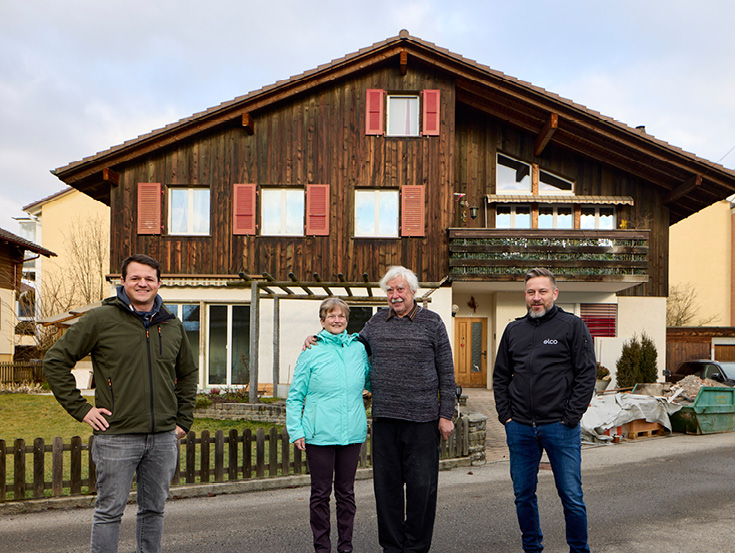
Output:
[454,317,488,387]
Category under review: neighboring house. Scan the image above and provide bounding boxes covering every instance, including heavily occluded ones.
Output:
[0,228,55,362]
[669,197,734,326]
[51,31,735,390]
[16,188,110,342]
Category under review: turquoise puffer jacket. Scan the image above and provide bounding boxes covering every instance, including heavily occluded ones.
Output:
[286,330,370,446]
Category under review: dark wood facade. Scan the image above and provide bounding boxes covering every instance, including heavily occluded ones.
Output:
[53,33,735,297]
[111,61,456,283]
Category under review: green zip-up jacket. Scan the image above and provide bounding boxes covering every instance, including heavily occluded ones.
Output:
[43,296,198,435]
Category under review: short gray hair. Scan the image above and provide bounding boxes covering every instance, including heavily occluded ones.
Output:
[379,266,419,293]
[524,267,557,288]
[319,297,351,322]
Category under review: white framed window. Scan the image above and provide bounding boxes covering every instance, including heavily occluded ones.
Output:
[496,204,531,229]
[206,304,250,387]
[168,304,201,369]
[538,205,573,229]
[354,189,399,237]
[261,188,305,236]
[168,187,210,235]
[387,95,419,136]
[540,170,574,194]
[496,154,531,194]
[580,206,615,230]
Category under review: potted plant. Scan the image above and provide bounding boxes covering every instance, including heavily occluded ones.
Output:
[596,362,611,392]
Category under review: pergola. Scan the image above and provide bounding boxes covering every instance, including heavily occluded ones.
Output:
[231,272,445,402]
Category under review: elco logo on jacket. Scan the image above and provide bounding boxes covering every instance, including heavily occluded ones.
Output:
[493,306,596,427]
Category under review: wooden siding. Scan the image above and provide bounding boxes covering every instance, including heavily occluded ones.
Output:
[452,104,669,297]
[110,62,455,282]
[0,245,23,291]
[107,65,670,296]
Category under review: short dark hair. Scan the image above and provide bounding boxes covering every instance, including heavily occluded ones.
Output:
[524,267,556,287]
[121,254,161,281]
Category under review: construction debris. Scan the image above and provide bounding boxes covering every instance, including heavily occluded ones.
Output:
[666,375,722,403]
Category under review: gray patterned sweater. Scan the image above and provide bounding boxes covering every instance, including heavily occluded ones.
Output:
[360,306,455,422]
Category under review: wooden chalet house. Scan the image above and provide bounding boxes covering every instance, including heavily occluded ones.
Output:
[52,31,735,390]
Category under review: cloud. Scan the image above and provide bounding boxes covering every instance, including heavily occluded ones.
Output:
[1,0,734,236]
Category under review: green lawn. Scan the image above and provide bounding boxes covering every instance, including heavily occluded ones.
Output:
[0,394,279,444]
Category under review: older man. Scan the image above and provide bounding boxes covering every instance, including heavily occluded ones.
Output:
[44,254,198,553]
[493,267,596,553]
[304,265,455,553]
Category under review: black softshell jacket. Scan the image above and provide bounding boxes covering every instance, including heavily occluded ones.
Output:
[493,306,596,427]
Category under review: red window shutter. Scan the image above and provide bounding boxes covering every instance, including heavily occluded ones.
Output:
[401,185,425,237]
[580,304,617,338]
[422,89,440,136]
[137,183,161,235]
[365,89,385,135]
[233,183,257,235]
[305,184,330,236]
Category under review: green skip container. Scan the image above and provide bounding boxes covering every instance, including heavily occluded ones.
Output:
[671,386,735,435]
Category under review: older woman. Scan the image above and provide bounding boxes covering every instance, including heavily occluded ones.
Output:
[287,298,371,553]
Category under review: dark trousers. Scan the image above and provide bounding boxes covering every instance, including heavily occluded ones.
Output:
[305,442,363,553]
[372,418,440,553]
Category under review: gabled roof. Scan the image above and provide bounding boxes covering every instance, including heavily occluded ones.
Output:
[22,187,75,214]
[0,228,56,257]
[52,30,735,224]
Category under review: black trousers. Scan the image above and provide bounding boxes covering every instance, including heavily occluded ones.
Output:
[305,443,363,553]
[372,418,440,553]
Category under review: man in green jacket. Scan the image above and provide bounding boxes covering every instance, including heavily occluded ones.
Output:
[44,254,198,553]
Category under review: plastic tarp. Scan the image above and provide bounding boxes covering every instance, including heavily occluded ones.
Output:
[581,393,682,443]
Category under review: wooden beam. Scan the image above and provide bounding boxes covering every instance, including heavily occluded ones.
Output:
[241,113,254,135]
[663,174,703,205]
[102,168,120,186]
[338,273,353,296]
[399,50,408,76]
[363,273,372,297]
[534,113,558,156]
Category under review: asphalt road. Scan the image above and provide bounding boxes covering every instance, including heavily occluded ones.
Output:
[2,432,734,553]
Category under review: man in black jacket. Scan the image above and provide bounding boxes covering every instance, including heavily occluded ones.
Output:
[493,268,595,553]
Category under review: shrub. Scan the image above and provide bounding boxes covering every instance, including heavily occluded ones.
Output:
[639,333,658,383]
[195,395,212,409]
[615,333,658,388]
[596,362,610,380]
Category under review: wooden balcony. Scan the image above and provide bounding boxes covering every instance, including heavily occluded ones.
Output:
[448,228,649,285]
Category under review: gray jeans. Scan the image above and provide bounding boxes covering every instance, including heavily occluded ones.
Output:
[91,431,178,553]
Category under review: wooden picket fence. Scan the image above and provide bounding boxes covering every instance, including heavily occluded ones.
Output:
[1,417,469,502]
[0,362,44,384]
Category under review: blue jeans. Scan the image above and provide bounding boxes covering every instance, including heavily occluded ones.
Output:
[91,431,179,553]
[505,421,589,553]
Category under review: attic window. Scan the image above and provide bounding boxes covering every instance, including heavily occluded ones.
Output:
[497,154,531,194]
[387,95,419,136]
[169,187,210,236]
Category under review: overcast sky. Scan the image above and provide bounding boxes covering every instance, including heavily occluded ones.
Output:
[2,0,734,236]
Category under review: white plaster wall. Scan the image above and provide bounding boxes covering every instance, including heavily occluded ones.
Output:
[0,288,13,359]
[156,285,454,392]
[597,296,667,387]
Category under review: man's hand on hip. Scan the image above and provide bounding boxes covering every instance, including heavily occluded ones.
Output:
[438,417,454,441]
[83,407,111,431]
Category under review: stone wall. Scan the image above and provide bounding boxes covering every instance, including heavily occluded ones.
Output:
[195,402,287,424]
[466,413,487,465]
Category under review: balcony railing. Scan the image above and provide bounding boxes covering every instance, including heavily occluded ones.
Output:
[448,228,649,281]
